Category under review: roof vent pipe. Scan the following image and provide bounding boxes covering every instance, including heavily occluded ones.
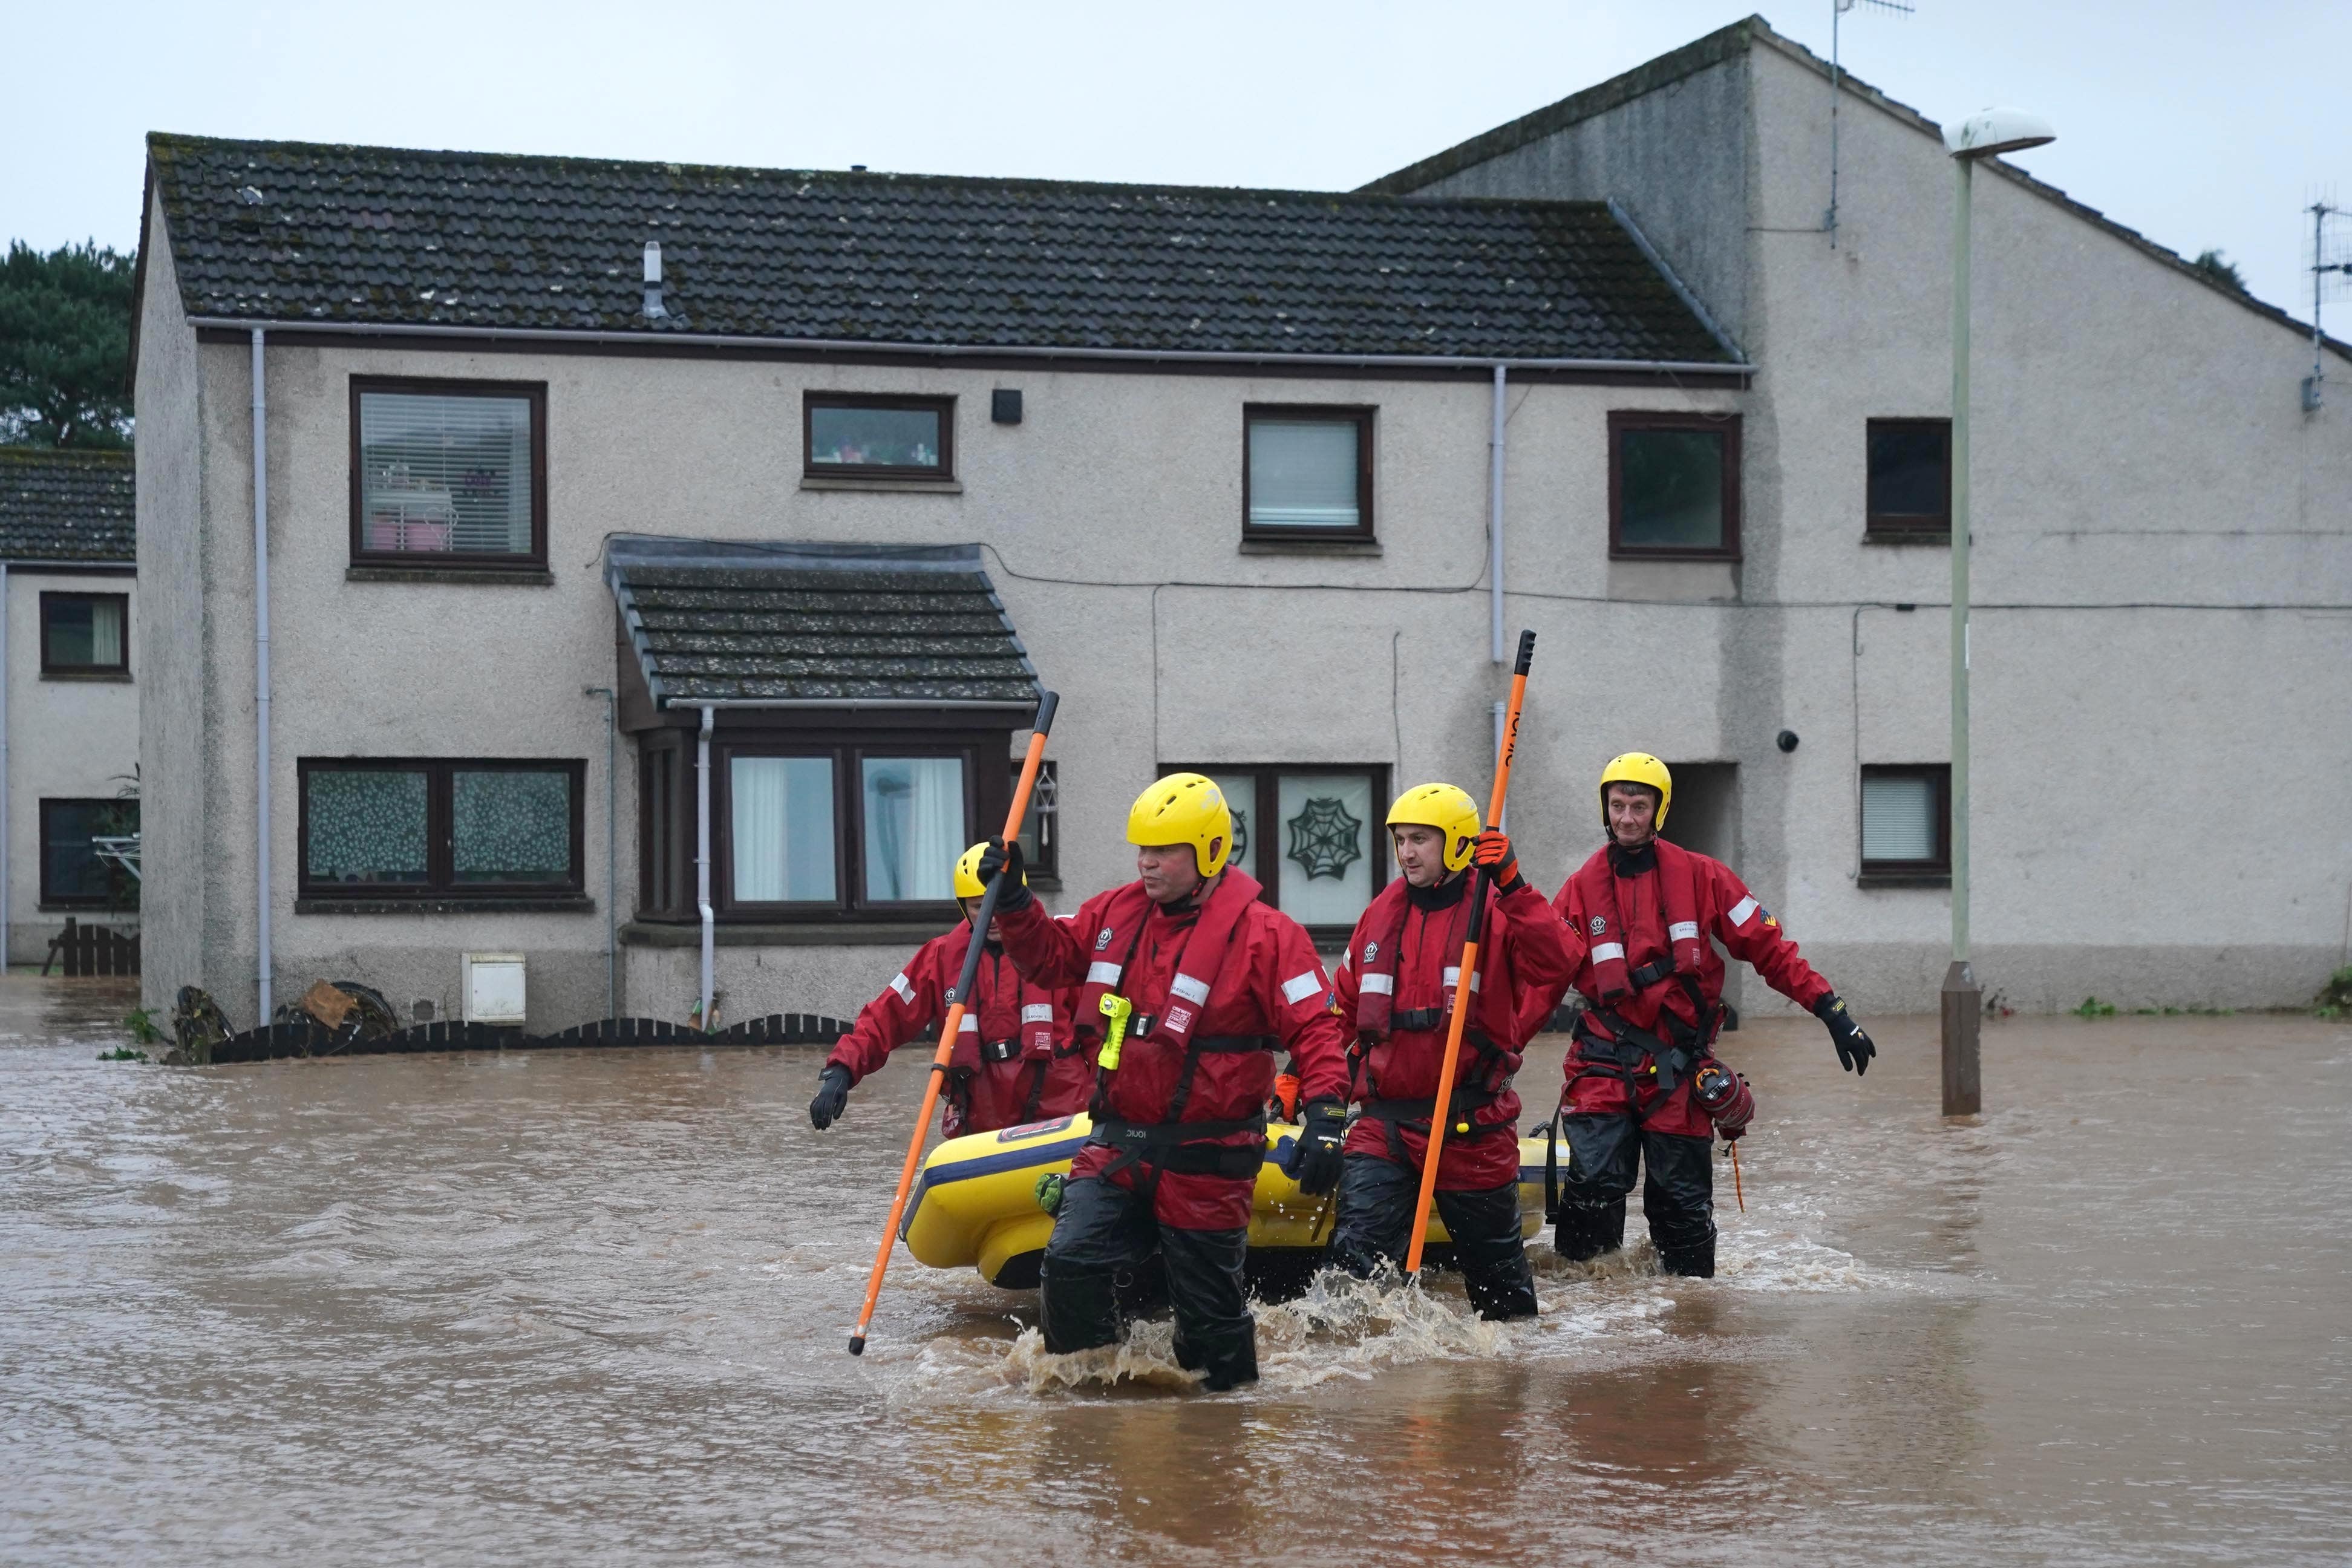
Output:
[642,241,665,319]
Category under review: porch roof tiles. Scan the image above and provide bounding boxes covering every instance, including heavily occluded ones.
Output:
[606,537,1040,711]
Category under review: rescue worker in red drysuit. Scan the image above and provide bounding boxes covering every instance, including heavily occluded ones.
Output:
[975,773,1350,1391]
[808,842,1090,1139]
[1548,753,1877,1278]
[1323,783,1571,1319]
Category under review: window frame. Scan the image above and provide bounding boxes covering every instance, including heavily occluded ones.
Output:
[348,376,550,570]
[644,724,1008,926]
[1865,417,1953,539]
[1241,404,1377,544]
[1607,410,1743,561]
[1859,763,1952,878]
[1170,762,1390,944]
[802,391,957,481]
[297,757,586,903]
[39,797,138,907]
[38,592,131,678]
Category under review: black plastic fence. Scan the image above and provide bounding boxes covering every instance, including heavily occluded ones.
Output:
[204,1011,851,1066]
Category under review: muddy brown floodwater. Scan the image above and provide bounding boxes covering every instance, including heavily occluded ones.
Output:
[4,975,2348,1566]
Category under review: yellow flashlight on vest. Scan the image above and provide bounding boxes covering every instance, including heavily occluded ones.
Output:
[1098,994,1133,1071]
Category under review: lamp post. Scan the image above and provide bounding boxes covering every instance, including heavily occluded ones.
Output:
[1942,108,2054,1118]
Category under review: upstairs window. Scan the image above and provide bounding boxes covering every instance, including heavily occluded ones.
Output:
[41,593,128,676]
[351,379,546,566]
[1860,764,1951,877]
[805,394,953,480]
[1244,407,1373,541]
[1867,418,1952,538]
[1609,411,1742,559]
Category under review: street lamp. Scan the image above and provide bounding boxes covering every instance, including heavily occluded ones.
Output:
[1942,108,2054,1118]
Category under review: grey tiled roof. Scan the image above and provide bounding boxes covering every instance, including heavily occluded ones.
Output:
[145,133,1736,364]
[607,537,1040,710]
[0,448,136,563]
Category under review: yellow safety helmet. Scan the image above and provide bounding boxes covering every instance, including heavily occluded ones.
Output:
[1386,782,1482,873]
[953,841,991,900]
[1126,773,1233,878]
[1599,753,1673,829]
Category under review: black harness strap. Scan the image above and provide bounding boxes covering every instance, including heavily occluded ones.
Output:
[1089,1114,1269,1181]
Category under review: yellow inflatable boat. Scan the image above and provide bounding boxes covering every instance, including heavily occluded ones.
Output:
[900,1113,1562,1289]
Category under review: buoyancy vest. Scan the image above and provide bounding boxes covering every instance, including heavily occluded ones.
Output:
[940,936,1072,1127]
[1576,838,1707,1002]
[1569,838,1720,1099]
[1348,873,1517,1158]
[1351,873,1477,1042]
[1079,871,1274,1180]
[1077,870,1261,1056]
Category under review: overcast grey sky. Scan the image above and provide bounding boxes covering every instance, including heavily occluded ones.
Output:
[4,1,2344,322]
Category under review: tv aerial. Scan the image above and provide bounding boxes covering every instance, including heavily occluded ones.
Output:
[2303,196,2351,411]
[1826,0,1916,244]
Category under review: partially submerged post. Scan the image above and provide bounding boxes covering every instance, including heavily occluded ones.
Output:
[1941,107,2054,1117]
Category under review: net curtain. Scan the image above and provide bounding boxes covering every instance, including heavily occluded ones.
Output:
[861,757,963,903]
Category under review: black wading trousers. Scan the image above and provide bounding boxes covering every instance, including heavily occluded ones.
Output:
[1040,1175,1256,1390]
[1326,1153,1539,1320]
[1552,1113,1717,1277]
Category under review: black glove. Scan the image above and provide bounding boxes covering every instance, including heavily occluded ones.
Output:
[1281,1097,1348,1197]
[1471,829,1523,893]
[808,1063,854,1128]
[973,837,1033,913]
[1813,993,1875,1076]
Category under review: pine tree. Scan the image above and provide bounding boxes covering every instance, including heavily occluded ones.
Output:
[0,241,137,448]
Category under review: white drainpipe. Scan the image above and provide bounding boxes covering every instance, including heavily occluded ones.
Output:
[695,704,714,1025]
[251,329,273,1021]
[1489,362,1508,664]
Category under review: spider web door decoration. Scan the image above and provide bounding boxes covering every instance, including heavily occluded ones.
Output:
[1284,797,1364,881]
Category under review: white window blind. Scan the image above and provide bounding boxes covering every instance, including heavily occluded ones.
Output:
[1249,418,1360,529]
[1861,772,1938,863]
[359,391,534,555]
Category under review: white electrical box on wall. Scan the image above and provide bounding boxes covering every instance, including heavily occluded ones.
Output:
[462,953,528,1025]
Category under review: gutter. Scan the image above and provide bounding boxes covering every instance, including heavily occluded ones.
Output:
[182,316,1748,378]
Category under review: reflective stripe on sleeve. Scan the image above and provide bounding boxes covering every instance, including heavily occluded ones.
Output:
[1442,966,1482,993]
[1170,973,1212,1005]
[1360,973,1396,996]
[1591,942,1627,964]
[1728,897,1759,927]
[889,973,915,1004]
[1668,921,1700,942]
[1021,1003,1054,1024]
[958,1013,979,1033]
[1281,970,1325,1006]
[1086,961,1123,987]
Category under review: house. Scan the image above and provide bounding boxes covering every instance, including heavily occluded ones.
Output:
[131,16,2350,1032]
[0,447,140,965]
